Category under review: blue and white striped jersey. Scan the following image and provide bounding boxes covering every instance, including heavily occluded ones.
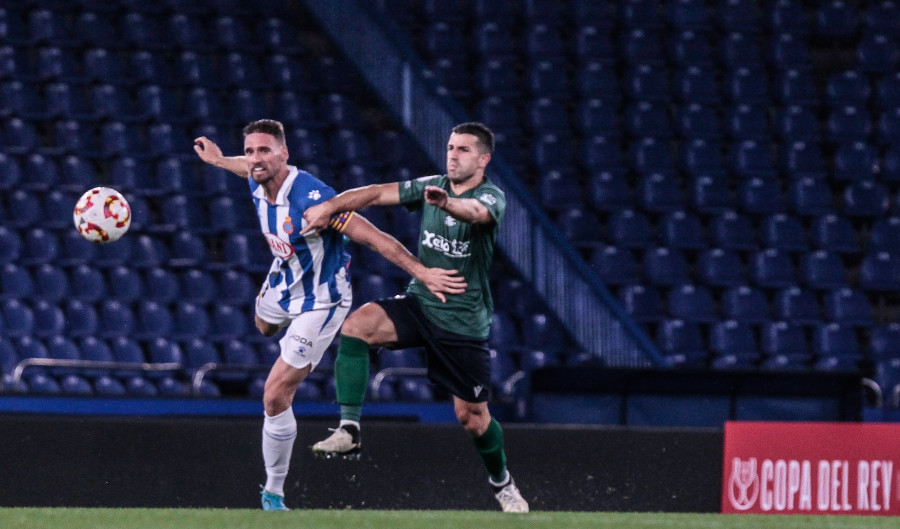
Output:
[249,165,354,315]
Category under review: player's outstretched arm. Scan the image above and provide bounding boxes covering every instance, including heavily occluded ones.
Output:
[424,185,494,224]
[341,213,467,303]
[301,183,402,235]
[193,136,250,178]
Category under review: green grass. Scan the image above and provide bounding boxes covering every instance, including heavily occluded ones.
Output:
[2,509,899,529]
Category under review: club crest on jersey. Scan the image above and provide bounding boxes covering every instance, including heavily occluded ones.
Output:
[444,215,457,227]
[308,190,321,200]
[283,216,294,234]
[264,233,295,259]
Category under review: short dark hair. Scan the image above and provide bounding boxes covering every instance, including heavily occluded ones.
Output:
[452,122,494,154]
[242,119,286,144]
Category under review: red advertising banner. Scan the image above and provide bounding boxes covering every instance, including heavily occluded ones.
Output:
[722,421,900,515]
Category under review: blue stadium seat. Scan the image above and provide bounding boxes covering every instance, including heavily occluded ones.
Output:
[19,228,59,266]
[574,25,615,62]
[826,106,872,143]
[590,245,640,285]
[760,213,806,252]
[709,319,759,367]
[668,284,717,322]
[723,66,769,104]
[97,299,137,339]
[869,216,900,253]
[720,31,764,66]
[625,64,669,102]
[0,227,21,265]
[619,284,664,322]
[823,288,874,327]
[775,69,819,106]
[521,313,565,356]
[799,250,847,291]
[473,22,518,60]
[670,30,714,67]
[870,323,900,360]
[750,248,796,289]
[881,143,900,183]
[53,120,94,155]
[1,298,34,338]
[859,251,900,293]
[810,214,860,254]
[770,31,812,69]
[0,153,22,192]
[169,232,209,268]
[710,210,757,252]
[625,102,674,139]
[525,24,566,62]
[32,300,65,339]
[815,0,859,39]
[173,302,211,341]
[105,266,144,304]
[643,247,691,287]
[620,28,665,65]
[681,138,726,176]
[672,65,722,105]
[0,263,32,300]
[721,285,769,324]
[587,170,631,212]
[726,103,771,141]
[732,140,776,179]
[788,177,832,217]
[738,177,783,215]
[659,210,706,251]
[668,1,711,31]
[608,209,654,248]
[858,34,899,75]
[63,299,99,338]
[210,304,249,342]
[144,267,180,304]
[555,207,603,248]
[532,134,576,172]
[639,172,682,212]
[781,141,825,176]
[33,264,69,303]
[773,286,821,326]
[696,248,745,287]
[676,104,722,140]
[875,71,900,109]
[135,84,180,121]
[621,0,665,29]
[812,322,862,371]
[843,179,889,219]
[760,320,811,367]
[658,319,707,367]
[689,175,732,214]
[581,135,626,174]
[776,106,822,143]
[631,137,676,176]
[575,60,621,100]
[877,107,900,144]
[136,300,174,340]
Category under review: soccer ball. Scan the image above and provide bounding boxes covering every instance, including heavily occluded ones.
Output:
[73,187,132,244]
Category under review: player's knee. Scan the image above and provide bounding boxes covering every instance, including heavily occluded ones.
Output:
[262,381,293,416]
[456,406,490,435]
[340,311,370,341]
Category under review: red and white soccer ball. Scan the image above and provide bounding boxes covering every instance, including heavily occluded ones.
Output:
[73,187,132,244]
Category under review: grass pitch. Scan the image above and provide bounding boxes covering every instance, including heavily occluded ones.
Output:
[2,508,899,529]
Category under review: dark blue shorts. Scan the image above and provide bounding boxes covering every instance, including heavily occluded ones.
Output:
[374,294,492,403]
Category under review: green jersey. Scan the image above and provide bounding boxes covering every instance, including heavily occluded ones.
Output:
[398,174,506,339]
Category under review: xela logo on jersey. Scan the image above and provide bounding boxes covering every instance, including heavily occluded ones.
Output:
[264,232,295,259]
[283,216,294,234]
[422,230,470,258]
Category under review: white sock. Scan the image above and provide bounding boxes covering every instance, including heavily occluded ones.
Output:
[262,408,297,497]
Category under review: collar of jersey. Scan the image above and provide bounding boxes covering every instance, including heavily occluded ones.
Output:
[253,165,298,206]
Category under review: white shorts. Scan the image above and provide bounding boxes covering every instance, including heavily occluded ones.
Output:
[255,284,350,371]
[267,298,351,370]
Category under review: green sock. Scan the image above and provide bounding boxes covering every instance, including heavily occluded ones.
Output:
[334,335,369,423]
[472,418,508,483]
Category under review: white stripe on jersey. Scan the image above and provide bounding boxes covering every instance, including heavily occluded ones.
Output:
[251,166,351,317]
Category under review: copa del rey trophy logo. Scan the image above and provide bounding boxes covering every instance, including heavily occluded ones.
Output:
[728,458,760,511]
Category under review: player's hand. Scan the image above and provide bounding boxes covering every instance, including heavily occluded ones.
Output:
[193,136,223,166]
[418,267,467,303]
[300,202,334,235]
[424,185,449,209]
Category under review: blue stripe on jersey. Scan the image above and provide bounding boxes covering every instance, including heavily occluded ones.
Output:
[319,230,346,302]
[266,201,278,234]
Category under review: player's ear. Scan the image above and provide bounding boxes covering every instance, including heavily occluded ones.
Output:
[478,152,491,169]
